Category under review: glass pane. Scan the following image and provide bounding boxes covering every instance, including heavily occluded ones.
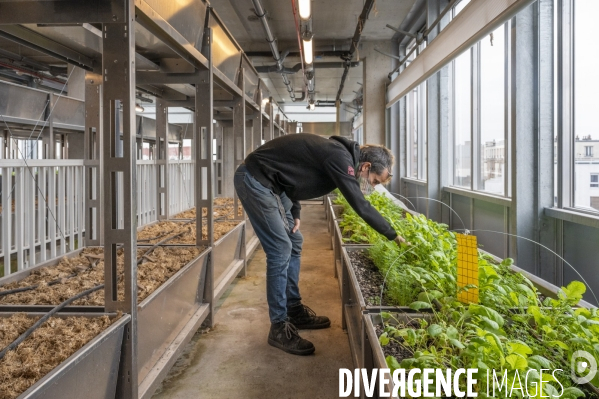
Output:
[480,25,506,195]
[408,87,418,178]
[454,49,472,188]
[574,0,599,211]
[420,82,428,180]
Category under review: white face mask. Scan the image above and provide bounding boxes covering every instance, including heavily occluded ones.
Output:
[357,166,374,195]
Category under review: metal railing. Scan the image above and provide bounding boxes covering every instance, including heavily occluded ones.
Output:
[1,160,85,276]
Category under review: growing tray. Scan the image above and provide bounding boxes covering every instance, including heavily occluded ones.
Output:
[0,245,212,399]
[212,221,246,303]
[341,245,423,370]
[1,312,129,399]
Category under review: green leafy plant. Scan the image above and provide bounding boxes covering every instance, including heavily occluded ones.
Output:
[333,192,596,398]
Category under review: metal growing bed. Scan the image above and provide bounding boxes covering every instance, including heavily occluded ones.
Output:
[0,0,290,397]
[0,313,131,399]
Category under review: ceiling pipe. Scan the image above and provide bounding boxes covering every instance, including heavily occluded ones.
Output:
[246,49,349,58]
[336,0,376,101]
[251,0,303,102]
[255,61,359,74]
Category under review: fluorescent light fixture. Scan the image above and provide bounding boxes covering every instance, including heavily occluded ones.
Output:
[303,37,313,65]
[135,104,144,113]
[298,0,311,19]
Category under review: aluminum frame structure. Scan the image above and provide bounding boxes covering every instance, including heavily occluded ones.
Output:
[0,1,291,398]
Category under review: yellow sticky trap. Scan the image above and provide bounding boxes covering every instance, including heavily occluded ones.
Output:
[456,233,479,304]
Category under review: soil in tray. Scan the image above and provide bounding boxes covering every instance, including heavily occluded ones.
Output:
[0,245,204,306]
[374,324,414,363]
[0,313,119,399]
[348,249,398,307]
[137,219,240,245]
[173,197,243,220]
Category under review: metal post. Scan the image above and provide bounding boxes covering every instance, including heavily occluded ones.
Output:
[537,0,557,283]
[425,0,450,222]
[509,3,537,271]
[268,98,274,141]
[156,97,169,220]
[335,100,341,136]
[196,25,214,326]
[45,93,55,159]
[252,91,262,152]
[101,2,138,397]
[233,69,246,221]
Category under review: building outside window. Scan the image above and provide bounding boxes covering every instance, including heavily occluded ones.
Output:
[585,145,593,157]
[591,174,599,188]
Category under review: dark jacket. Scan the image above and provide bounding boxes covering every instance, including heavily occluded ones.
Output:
[244,133,397,240]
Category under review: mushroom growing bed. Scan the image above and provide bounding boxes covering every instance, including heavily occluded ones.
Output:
[0,313,127,399]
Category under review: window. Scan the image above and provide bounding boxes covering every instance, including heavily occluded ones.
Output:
[406,38,428,181]
[585,146,593,157]
[479,24,506,195]
[453,48,472,188]
[451,21,509,196]
[573,0,599,210]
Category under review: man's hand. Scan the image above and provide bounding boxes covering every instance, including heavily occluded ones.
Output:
[292,218,301,233]
[394,235,409,246]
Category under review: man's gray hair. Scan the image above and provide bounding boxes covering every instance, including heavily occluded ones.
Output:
[359,144,394,181]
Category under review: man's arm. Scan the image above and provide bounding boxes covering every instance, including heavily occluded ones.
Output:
[324,157,398,240]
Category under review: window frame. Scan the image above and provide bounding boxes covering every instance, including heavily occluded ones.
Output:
[554,0,599,216]
[449,17,511,197]
[405,38,428,182]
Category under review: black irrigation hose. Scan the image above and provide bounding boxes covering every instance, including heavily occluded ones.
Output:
[137,230,189,266]
[0,256,104,298]
[0,284,104,360]
[137,220,195,243]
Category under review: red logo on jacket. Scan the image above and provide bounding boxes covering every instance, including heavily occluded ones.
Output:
[348,166,355,176]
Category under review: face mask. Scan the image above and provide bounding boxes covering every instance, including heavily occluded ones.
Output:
[357,166,374,195]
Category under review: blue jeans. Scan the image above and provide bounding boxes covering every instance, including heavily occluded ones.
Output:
[234,164,303,323]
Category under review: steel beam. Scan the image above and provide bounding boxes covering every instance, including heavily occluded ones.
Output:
[101,1,138,396]
[85,69,103,246]
[195,23,214,327]
[0,0,124,25]
[156,98,169,220]
[232,69,245,222]
[0,25,95,70]
[251,91,262,152]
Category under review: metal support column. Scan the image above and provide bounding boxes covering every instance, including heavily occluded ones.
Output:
[425,0,450,222]
[268,98,274,142]
[101,2,138,397]
[537,0,557,282]
[156,97,169,220]
[85,69,103,246]
[196,24,214,326]
[509,3,537,271]
[251,91,262,152]
[335,100,341,136]
[44,93,55,159]
[233,69,245,221]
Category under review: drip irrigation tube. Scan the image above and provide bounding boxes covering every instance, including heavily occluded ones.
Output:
[0,284,105,360]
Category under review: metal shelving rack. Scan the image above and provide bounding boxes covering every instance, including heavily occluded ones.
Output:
[0,1,291,397]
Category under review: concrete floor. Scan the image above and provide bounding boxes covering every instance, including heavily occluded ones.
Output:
[152,203,352,399]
